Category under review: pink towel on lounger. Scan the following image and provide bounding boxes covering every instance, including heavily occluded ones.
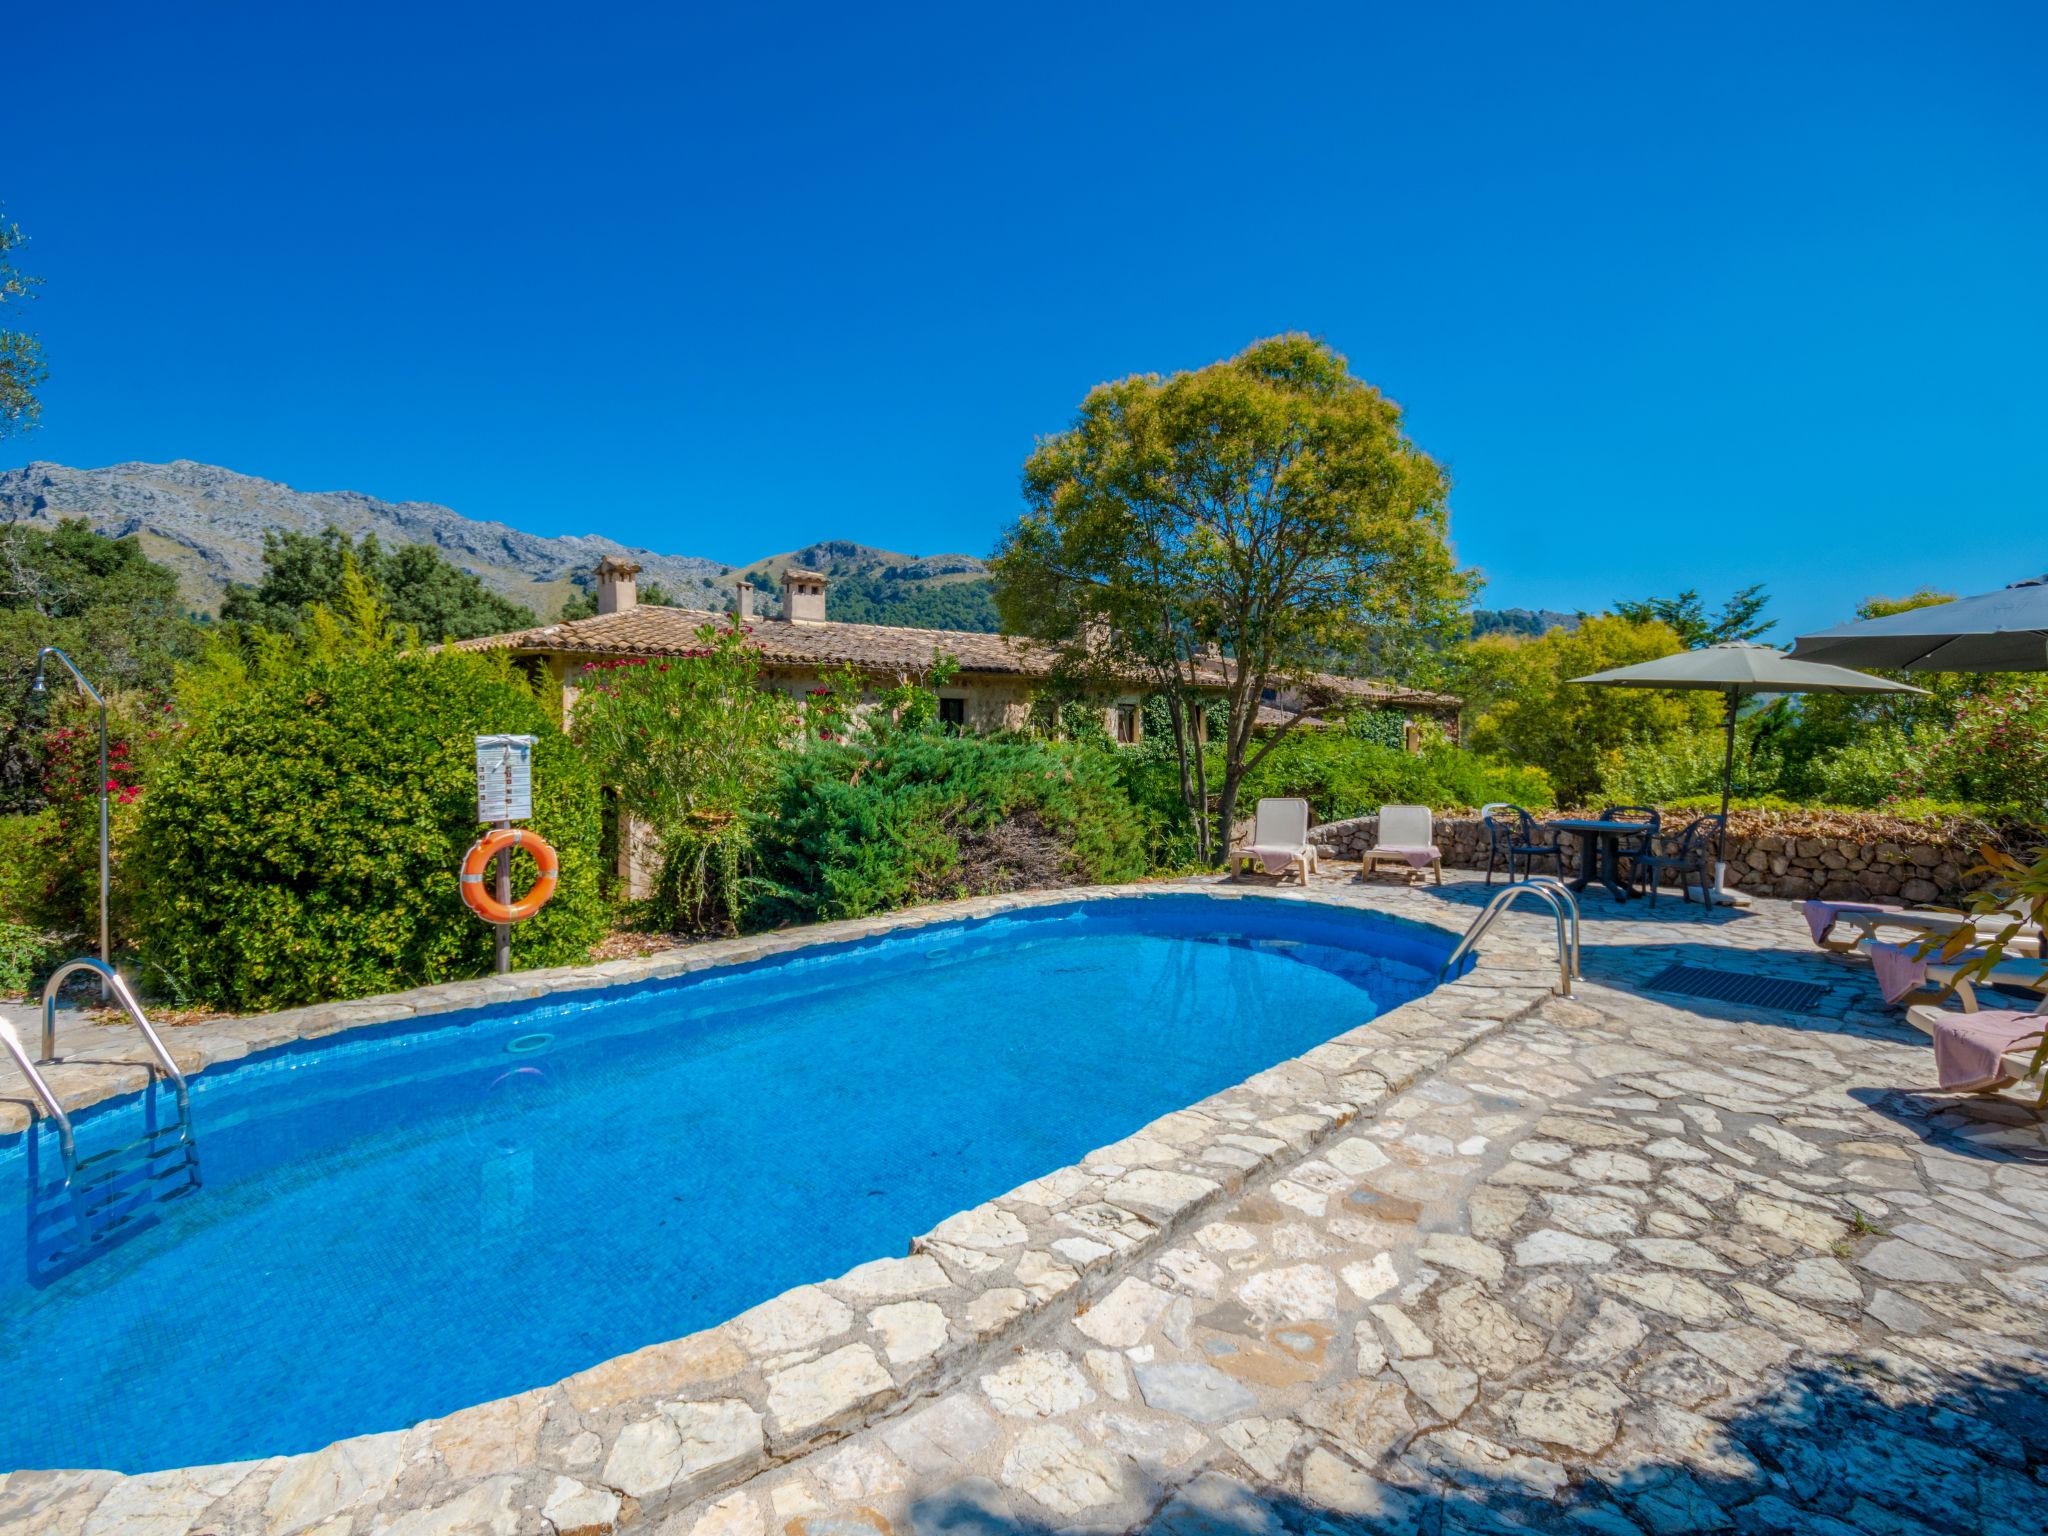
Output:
[1869,941,1929,1002]
[1802,899,1900,947]
[1372,845,1441,870]
[1245,846,1304,875]
[1870,941,1992,1003]
[1932,1010,2047,1091]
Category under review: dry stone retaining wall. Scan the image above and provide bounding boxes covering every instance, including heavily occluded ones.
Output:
[1308,810,2014,905]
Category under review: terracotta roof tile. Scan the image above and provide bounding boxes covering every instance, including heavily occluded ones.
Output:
[454,605,1460,707]
[453,605,1062,677]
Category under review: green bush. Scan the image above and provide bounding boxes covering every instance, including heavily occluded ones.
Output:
[1345,710,1409,749]
[130,648,604,1011]
[1901,681,2048,819]
[0,812,52,927]
[749,732,1153,924]
[0,918,61,999]
[571,621,795,933]
[1799,727,1918,809]
[1232,731,1554,820]
[1596,728,1733,807]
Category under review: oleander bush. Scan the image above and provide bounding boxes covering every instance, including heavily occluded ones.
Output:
[748,731,1153,924]
[130,645,604,1010]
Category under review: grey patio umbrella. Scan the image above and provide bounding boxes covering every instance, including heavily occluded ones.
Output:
[1569,642,1924,890]
[1788,575,2048,673]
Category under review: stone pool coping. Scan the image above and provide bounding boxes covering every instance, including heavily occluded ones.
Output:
[0,880,1562,1534]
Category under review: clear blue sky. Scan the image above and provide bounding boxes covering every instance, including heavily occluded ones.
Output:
[9,2,2044,634]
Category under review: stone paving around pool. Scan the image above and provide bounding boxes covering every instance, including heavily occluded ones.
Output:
[3,872,2045,1534]
[627,876,2048,1536]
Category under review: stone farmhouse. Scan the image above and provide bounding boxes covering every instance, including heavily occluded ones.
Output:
[459,557,1461,893]
[461,557,1461,744]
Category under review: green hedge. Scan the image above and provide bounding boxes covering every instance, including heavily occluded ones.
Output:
[748,732,1153,924]
[1233,732,1555,820]
[130,649,604,1010]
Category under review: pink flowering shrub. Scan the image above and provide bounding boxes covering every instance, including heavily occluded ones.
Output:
[21,708,168,941]
[1899,681,2048,816]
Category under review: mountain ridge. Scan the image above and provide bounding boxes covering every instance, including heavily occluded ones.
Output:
[0,460,991,623]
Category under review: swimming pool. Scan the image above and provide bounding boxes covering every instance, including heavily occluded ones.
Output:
[0,892,1459,1474]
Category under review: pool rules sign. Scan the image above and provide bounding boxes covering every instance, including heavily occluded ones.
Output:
[475,734,537,824]
[475,734,536,976]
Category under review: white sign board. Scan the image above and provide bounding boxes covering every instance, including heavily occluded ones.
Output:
[475,734,537,823]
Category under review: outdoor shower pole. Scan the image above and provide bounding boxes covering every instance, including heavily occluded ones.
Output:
[33,647,110,976]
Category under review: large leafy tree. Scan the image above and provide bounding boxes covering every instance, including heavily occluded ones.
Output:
[221,528,535,642]
[993,334,1471,862]
[1612,584,1774,648]
[1456,613,1722,804]
[0,209,44,438]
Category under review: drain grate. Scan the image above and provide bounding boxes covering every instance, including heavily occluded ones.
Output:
[1643,964,1830,1014]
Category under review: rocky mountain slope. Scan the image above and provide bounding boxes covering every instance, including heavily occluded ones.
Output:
[1471,606,1581,638]
[734,540,996,630]
[0,460,1006,626]
[0,460,734,617]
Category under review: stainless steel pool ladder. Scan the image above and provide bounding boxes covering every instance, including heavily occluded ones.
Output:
[5,959,201,1193]
[0,1018,75,1175]
[1439,877,1581,996]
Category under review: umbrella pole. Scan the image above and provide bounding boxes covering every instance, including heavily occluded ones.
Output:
[1714,688,1738,904]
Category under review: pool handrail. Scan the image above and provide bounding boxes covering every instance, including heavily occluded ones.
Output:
[0,1016,77,1176]
[1522,875,1582,981]
[40,958,194,1137]
[1440,877,1581,996]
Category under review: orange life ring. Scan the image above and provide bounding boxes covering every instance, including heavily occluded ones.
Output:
[460,829,560,923]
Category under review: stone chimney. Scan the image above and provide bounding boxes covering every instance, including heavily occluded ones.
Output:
[781,568,827,624]
[734,580,756,621]
[594,556,640,615]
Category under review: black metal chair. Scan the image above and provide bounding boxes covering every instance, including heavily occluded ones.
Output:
[1633,814,1725,907]
[1480,802,1565,885]
[1598,804,1661,888]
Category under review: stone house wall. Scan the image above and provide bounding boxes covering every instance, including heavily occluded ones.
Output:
[1306,811,2013,905]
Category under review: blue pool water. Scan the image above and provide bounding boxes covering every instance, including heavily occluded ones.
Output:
[0,894,1457,1474]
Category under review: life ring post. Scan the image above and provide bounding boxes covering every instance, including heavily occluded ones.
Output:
[492,819,511,975]
[459,826,562,952]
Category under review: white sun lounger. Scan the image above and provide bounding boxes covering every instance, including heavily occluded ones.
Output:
[1818,903,2041,958]
[1906,1003,2048,1101]
[1868,939,2048,1010]
[1231,797,1318,884]
[1920,956,2048,1012]
[1361,804,1443,885]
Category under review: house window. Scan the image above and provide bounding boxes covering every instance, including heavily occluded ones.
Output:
[938,695,967,730]
[1114,704,1138,744]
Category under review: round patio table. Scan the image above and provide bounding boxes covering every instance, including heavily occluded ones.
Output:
[1547,818,1651,902]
